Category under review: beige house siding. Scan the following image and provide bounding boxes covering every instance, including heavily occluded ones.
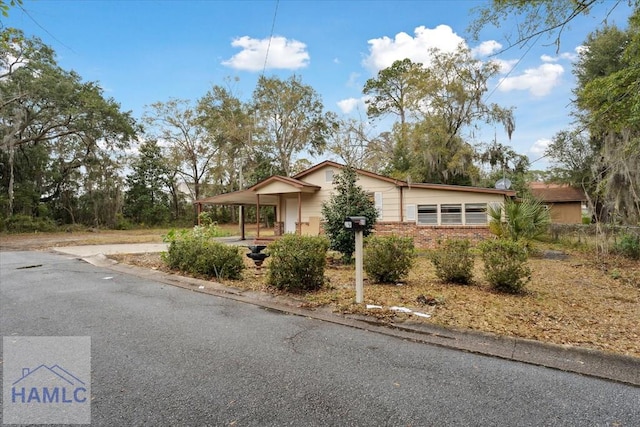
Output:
[294,167,402,221]
[548,202,582,224]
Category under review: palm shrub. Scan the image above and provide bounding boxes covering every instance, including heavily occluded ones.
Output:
[266,234,329,292]
[364,235,415,283]
[163,226,244,279]
[479,239,531,293]
[430,238,474,284]
[488,196,550,246]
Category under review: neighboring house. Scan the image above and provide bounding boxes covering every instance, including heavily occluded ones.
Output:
[194,161,516,248]
[530,182,587,224]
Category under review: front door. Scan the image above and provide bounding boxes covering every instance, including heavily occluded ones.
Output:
[285,197,297,234]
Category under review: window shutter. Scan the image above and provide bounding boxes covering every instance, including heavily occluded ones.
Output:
[406,204,416,221]
[374,192,383,218]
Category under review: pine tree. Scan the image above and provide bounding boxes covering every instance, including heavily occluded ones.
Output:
[123,140,171,225]
[321,167,378,262]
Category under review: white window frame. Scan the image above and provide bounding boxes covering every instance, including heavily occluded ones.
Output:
[440,204,462,225]
[464,203,487,225]
[417,204,437,225]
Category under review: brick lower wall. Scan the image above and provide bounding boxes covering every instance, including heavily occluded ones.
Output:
[374,221,493,249]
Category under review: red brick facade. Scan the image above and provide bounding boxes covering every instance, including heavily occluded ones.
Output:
[374,221,493,249]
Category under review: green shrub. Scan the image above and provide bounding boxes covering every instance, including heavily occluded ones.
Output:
[3,214,57,233]
[480,239,531,293]
[364,235,415,283]
[614,233,640,260]
[266,234,329,292]
[430,238,474,285]
[163,227,244,280]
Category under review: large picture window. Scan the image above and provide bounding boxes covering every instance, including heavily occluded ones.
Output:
[441,204,462,224]
[465,203,487,224]
[417,204,437,224]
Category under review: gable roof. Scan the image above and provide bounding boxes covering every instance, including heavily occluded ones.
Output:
[248,175,321,192]
[530,183,586,203]
[295,160,516,196]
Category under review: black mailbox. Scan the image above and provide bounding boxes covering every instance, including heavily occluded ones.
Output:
[344,216,366,231]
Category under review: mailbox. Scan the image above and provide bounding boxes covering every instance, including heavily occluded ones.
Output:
[344,216,366,230]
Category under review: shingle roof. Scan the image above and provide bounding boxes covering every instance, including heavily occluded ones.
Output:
[530,183,586,203]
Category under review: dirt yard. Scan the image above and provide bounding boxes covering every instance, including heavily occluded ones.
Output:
[2,228,638,358]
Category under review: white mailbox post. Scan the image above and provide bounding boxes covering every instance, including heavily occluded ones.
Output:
[344,216,366,304]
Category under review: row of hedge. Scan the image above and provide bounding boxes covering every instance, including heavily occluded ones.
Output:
[163,228,532,294]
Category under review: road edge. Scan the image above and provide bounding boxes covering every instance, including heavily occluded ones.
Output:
[81,253,640,387]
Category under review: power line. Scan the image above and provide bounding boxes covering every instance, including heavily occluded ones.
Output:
[261,0,280,77]
[17,3,77,55]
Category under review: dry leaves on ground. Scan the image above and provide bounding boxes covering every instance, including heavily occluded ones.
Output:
[113,248,640,358]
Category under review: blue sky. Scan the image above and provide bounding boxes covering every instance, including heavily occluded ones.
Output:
[5,0,634,171]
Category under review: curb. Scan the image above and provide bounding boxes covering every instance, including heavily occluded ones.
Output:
[81,253,640,387]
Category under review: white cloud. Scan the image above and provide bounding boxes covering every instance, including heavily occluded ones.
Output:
[222,36,309,71]
[346,72,360,88]
[492,58,518,74]
[363,25,464,72]
[530,138,551,155]
[471,40,502,57]
[498,63,564,97]
[559,49,580,61]
[337,97,362,114]
[541,46,581,63]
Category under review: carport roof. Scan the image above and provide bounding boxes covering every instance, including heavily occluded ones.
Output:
[194,189,278,206]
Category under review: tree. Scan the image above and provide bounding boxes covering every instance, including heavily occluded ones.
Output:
[326,117,391,172]
[321,167,378,262]
[1,29,137,224]
[478,140,530,194]
[545,130,594,187]
[371,46,515,185]
[0,0,22,19]
[564,8,640,224]
[143,99,216,206]
[252,75,335,176]
[197,82,252,194]
[123,140,171,225]
[363,58,427,127]
[468,0,639,53]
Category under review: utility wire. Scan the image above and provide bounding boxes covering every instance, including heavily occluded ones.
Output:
[262,0,280,77]
[17,3,77,55]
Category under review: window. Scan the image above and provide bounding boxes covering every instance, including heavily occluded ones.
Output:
[441,204,462,224]
[417,205,437,224]
[325,169,334,183]
[465,203,487,224]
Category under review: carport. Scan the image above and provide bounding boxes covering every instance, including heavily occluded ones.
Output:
[193,176,320,241]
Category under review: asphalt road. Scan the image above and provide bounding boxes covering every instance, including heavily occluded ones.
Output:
[1,251,639,426]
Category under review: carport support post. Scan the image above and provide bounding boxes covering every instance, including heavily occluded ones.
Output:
[355,229,364,304]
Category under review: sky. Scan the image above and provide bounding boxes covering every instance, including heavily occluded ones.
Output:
[3,0,635,171]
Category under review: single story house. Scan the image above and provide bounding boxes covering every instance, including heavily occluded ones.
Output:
[529,182,587,224]
[194,161,516,248]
